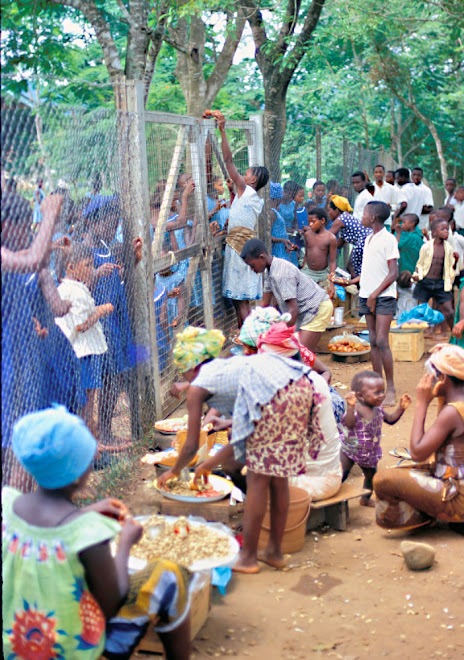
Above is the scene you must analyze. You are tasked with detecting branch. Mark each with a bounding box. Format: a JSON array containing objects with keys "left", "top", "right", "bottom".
[
  {"left": 47, "top": 0, "right": 122, "bottom": 77},
  {"left": 275, "top": 0, "right": 303, "bottom": 56},
  {"left": 143, "top": 0, "right": 170, "bottom": 104},
  {"left": 164, "top": 34, "right": 189, "bottom": 57},
  {"left": 240, "top": 0, "right": 268, "bottom": 52},
  {"left": 116, "top": 0, "right": 132, "bottom": 24},
  {"left": 287, "top": 0, "right": 326, "bottom": 76},
  {"left": 205, "top": 9, "right": 246, "bottom": 105}
]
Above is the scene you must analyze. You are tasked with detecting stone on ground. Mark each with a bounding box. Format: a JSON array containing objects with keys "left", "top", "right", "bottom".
[{"left": 400, "top": 541, "right": 435, "bottom": 570}]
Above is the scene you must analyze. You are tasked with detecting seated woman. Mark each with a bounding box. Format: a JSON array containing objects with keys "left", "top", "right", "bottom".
[{"left": 374, "top": 344, "right": 464, "bottom": 531}]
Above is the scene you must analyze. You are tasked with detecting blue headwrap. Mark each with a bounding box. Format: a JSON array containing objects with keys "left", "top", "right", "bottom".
[
  {"left": 12, "top": 405, "right": 97, "bottom": 489},
  {"left": 83, "top": 195, "right": 118, "bottom": 219},
  {"left": 270, "top": 182, "right": 284, "bottom": 200}
]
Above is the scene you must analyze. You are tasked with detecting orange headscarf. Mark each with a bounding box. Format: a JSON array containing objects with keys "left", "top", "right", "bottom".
[{"left": 428, "top": 344, "right": 464, "bottom": 381}]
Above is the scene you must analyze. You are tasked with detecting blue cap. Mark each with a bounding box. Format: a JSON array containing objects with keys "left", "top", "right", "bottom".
[
  {"left": 270, "top": 182, "right": 283, "bottom": 199},
  {"left": 12, "top": 406, "right": 97, "bottom": 489}
]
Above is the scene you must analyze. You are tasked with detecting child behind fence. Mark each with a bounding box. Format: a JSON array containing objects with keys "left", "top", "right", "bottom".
[{"left": 55, "top": 242, "right": 114, "bottom": 439}]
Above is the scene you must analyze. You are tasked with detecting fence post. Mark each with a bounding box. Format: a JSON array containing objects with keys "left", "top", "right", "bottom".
[
  {"left": 358, "top": 142, "right": 363, "bottom": 171},
  {"left": 316, "top": 126, "right": 322, "bottom": 181},
  {"left": 115, "top": 78, "right": 160, "bottom": 431}
]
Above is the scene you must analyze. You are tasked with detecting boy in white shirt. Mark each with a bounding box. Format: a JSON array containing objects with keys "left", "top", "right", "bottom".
[
  {"left": 411, "top": 167, "right": 434, "bottom": 229},
  {"left": 444, "top": 177, "right": 457, "bottom": 207},
  {"left": 453, "top": 186, "right": 464, "bottom": 236},
  {"left": 349, "top": 201, "right": 399, "bottom": 406},
  {"left": 394, "top": 167, "right": 426, "bottom": 221},
  {"left": 55, "top": 242, "right": 114, "bottom": 437},
  {"left": 352, "top": 171, "right": 373, "bottom": 221},
  {"left": 373, "top": 164, "right": 406, "bottom": 229}
]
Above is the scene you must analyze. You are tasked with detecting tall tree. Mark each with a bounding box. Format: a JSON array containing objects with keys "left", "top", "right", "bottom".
[
  {"left": 240, "top": 0, "right": 326, "bottom": 179},
  {"left": 166, "top": 7, "right": 247, "bottom": 117}
]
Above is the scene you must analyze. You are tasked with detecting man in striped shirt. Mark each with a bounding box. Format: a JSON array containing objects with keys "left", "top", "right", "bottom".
[{"left": 241, "top": 239, "right": 334, "bottom": 350}]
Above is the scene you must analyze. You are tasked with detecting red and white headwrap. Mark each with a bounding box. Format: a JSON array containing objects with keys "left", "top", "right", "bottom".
[{"left": 257, "top": 322, "right": 315, "bottom": 367}]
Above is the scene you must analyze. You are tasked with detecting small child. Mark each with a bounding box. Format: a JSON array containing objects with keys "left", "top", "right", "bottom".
[
  {"left": 393, "top": 213, "right": 424, "bottom": 275},
  {"left": 301, "top": 207, "right": 337, "bottom": 297},
  {"left": 270, "top": 181, "right": 299, "bottom": 266},
  {"left": 412, "top": 218, "right": 458, "bottom": 332},
  {"left": 340, "top": 370, "right": 411, "bottom": 506},
  {"left": 55, "top": 242, "right": 114, "bottom": 437},
  {"left": 396, "top": 270, "right": 417, "bottom": 317},
  {"left": 2, "top": 406, "right": 191, "bottom": 660}
]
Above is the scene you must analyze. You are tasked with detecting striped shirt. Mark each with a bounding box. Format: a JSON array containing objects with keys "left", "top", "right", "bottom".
[{"left": 263, "top": 257, "right": 328, "bottom": 329}]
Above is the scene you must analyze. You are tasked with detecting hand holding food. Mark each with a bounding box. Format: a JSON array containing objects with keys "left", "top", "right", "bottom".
[
  {"left": 156, "top": 469, "right": 178, "bottom": 490},
  {"left": 399, "top": 393, "right": 412, "bottom": 410},
  {"left": 346, "top": 391, "right": 357, "bottom": 407},
  {"left": 87, "top": 497, "right": 129, "bottom": 522}
]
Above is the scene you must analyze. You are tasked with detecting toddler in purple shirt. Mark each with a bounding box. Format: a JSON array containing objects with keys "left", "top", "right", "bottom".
[{"left": 340, "top": 370, "right": 411, "bottom": 506}]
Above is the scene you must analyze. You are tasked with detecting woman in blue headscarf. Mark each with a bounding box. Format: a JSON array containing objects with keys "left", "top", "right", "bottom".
[{"left": 270, "top": 182, "right": 299, "bottom": 266}]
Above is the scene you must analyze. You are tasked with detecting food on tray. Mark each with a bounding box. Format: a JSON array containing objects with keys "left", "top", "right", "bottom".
[
  {"left": 131, "top": 515, "right": 232, "bottom": 566},
  {"left": 157, "top": 475, "right": 221, "bottom": 499},
  {"left": 154, "top": 416, "right": 188, "bottom": 433},
  {"left": 400, "top": 321, "right": 428, "bottom": 329},
  {"left": 328, "top": 339, "right": 368, "bottom": 353}
]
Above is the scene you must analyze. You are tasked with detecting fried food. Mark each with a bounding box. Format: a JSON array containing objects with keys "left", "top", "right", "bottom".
[
  {"left": 328, "top": 339, "right": 368, "bottom": 353},
  {"left": 131, "top": 515, "right": 232, "bottom": 566}
]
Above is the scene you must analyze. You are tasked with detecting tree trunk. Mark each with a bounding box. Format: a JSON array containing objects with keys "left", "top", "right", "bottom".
[{"left": 262, "top": 81, "right": 289, "bottom": 181}]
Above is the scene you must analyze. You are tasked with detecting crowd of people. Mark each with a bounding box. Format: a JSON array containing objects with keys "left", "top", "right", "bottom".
[{"left": 2, "top": 111, "right": 464, "bottom": 659}]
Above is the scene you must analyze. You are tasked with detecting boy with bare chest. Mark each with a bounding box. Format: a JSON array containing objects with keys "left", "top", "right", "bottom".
[{"left": 302, "top": 207, "right": 337, "bottom": 298}]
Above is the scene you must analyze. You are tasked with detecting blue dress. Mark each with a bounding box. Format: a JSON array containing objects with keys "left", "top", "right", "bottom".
[
  {"left": 153, "top": 285, "right": 169, "bottom": 372},
  {"left": 271, "top": 208, "right": 298, "bottom": 266},
  {"left": 155, "top": 262, "right": 189, "bottom": 331},
  {"left": 207, "top": 195, "right": 229, "bottom": 230},
  {"left": 279, "top": 201, "right": 296, "bottom": 232},
  {"left": 1, "top": 273, "right": 46, "bottom": 449},
  {"left": 26, "top": 274, "right": 86, "bottom": 413},
  {"left": 166, "top": 216, "right": 203, "bottom": 308},
  {"left": 92, "top": 243, "right": 134, "bottom": 376}
]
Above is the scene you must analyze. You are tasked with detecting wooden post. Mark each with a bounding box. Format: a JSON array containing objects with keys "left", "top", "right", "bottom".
[
  {"left": 114, "top": 78, "right": 160, "bottom": 432},
  {"left": 358, "top": 142, "right": 363, "bottom": 171},
  {"left": 261, "top": 113, "right": 272, "bottom": 251},
  {"left": 316, "top": 126, "right": 322, "bottom": 181}
]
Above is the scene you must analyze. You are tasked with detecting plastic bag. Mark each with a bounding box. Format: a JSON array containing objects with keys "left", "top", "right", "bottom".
[
  {"left": 397, "top": 303, "right": 445, "bottom": 327},
  {"left": 335, "top": 285, "right": 346, "bottom": 301},
  {"left": 212, "top": 566, "right": 232, "bottom": 595}
]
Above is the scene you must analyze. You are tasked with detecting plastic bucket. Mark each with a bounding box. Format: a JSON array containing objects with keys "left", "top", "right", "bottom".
[{"left": 258, "top": 486, "right": 311, "bottom": 554}]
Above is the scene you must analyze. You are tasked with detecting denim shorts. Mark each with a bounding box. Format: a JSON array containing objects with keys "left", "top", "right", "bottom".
[
  {"left": 414, "top": 277, "right": 453, "bottom": 305},
  {"left": 359, "top": 296, "right": 397, "bottom": 316}
]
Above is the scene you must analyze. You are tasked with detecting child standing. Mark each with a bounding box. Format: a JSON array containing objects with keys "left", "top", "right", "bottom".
[
  {"left": 412, "top": 219, "right": 458, "bottom": 332},
  {"left": 301, "top": 207, "right": 337, "bottom": 297},
  {"left": 55, "top": 243, "right": 114, "bottom": 438},
  {"left": 393, "top": 213, "right": 424, "bottom": 275},
  {"left": 341, "top": 371, "right": 411, "bottom": 506},
  {"left": 212, "top": 110, "right": 269, "bottom": 327},
  {"left": 269, "top": 182, "right": 299, "bottom": 265},
  {"left": 351, "top": 201, "right": 399, "bottom": 405},
  {"left": 2, "top": 406, "right": 191, "bottom": 660}
]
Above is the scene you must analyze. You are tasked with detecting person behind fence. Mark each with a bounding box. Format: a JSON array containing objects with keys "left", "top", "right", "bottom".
[
  {"left": 392, "top": 213, "right": 424, "bottom": 275},
  {"left": 83, "top": 198, "right": 141, "bottom": 449},
  {"left": 374, "top": 344, "right": 464, "bottom": 532},
  {"left": 301, "top": 207, "right": 336, "bottom": 297},
  {"left": 241, "top": 238, "right": 333, "bottom": 352},
  {"left": 158, "top": 326, "right": 322, "bottom": 574},
  {"left": 279, "top": 180, "right": 300, "bottom": 233},
  {"left": 207, "top": 174, "right": 232, "bottom": 234},
  {"left": 412, "top": 218, "right": 458, "bottom": 334},
  {"left": 340, "top": 370, "right": 411, "bottom": 507},
  {"left": 33, "top": 178, "right": 45, "bottom": 228},
  {"left": 155, "top": 246, "right": 186, "bottom": 332},
  {"left": 269, "top": 182, "right": 299, "bottom": 265},
  {"left": 211, "top": 110, "right": 269, "bottom": 327},
  {"left": 1, "top": 192, "right": 69, "bottom": 490},
  {"left": 54, "top": 242, "right": 114, "bottom": 439},
  {"left": 2, "top": 406, "right": 192, "bottom": 660}
]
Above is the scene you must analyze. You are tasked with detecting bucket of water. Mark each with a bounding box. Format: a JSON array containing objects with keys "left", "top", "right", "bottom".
[{"left": 258, "top": 486, "right": 311, "bottom": 554}]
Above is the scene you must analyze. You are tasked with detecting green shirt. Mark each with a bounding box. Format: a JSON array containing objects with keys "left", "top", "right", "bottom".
[
  {"left": 2, "top": 487, "right": 120, "bottom": 660},
  {"left": 398, "top": 228, "right": 424, "bottom": 274}
]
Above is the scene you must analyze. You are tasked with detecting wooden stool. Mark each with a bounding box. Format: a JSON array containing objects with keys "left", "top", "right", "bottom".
[{"left": 307, "top": 482, "right": 372, "bottom": 531}]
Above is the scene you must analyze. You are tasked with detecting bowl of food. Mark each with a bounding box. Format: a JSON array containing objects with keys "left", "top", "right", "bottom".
[
  {"left": 154, "top": 472, "right": 233, "bottom": 503},
  {"left": 328, "top": 334, "right": 370, "bottom": 356}
]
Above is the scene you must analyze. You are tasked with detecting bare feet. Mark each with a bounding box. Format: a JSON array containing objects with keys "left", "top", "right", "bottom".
[
  {"left": 360, "top": 496, "right": 375, "bottom": 508},
  {"left": 232, "top": 550, "right": 260, "bottom": 574},
  {"left": 383, "top": 388, "right": 396, "bottom": 407},
  {"left": 258, "top": 550, "right": 287, "bottom": 570}
]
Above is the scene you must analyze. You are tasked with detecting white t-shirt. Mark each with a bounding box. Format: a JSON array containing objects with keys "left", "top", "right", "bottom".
[
  {"left": 444, "top": 193, "right": 457, "bottom": 207},
  {"left": 359, "top": 228, "right": 399, "bottom": 299},
  {"left": 399, "top": 182, "right": 425, "bottom": 220},
  {"left": 416, "top": 182, "right": 434, "bottom": 229},
  {"left": 55, "top": 278, "right": 108, "bottom": 358},
  {"left": 454, "top": 200, "right": 464, "bottom": 230},
  {"left": 353, "top": 188, "right": 374, "bottom": 221},
  {"left": 374, "top": 181, "right": 406, "bottom": 207}
]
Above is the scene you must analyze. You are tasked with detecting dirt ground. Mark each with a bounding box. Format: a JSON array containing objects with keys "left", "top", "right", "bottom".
[{"left": 127, "top": 340, "right": 464, "bottom": 660}]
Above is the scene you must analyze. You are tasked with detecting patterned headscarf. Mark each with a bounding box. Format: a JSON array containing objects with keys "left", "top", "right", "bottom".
[
  {"left": 331, "top": 195, "right": 353, "bottom": 214},
  {"left": 257, "top": 322, "right": 315, "bottom": 367},
  {"left": 427, "top": 344, "right": 464, "bottom": 381},
  {"left": 239, "top": 307, "right": 291, "bottom": 348},
  {"left": 173, "top": 326, "right": 225, "bottom": 372},
  {"left": 270, "top": 182, "right": 284, "bottom": 200}
]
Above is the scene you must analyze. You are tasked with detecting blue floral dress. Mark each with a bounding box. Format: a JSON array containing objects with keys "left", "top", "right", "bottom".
[{"left": 271, "top": 208, "right": 298, "bottom": 266}]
